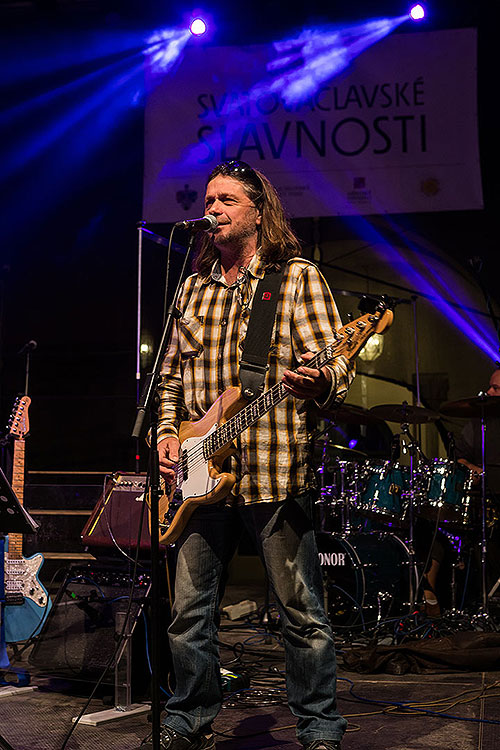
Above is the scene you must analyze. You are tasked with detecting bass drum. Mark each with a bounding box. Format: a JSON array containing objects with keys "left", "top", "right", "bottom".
[{"left": 316, "top": 532, "right": 414, "bottom": 628}]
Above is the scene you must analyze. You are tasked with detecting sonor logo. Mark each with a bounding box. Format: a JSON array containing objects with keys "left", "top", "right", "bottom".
[{"left": 318, "top": 552, "right": 346, "bottom": 566}]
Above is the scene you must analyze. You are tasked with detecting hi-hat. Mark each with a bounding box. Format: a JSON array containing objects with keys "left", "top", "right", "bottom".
[
  {"left": 440, "top": 396, "right": 500, "bottom": 418},
  {"left": 370, "top": 402, "right": 439, "bottom": 424},
  {"left": 320, "top": 403, "right": 383, "bottom": 425}
]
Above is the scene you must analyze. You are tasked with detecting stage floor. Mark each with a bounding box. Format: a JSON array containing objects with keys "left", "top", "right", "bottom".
[{"left": 1, "top": 583, "right": 500, "bottom": 750}]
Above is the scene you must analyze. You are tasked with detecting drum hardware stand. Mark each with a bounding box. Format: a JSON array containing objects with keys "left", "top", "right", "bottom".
[
  {"left": 399, "top": 421, "right": 429, "bottom": 613},
  {"left": 471, "top": 402, "right": 497, "bottom": 630},
  {"left": 316, "top": 433, "right": 331, "bottom": 533},
  {"left": 449, "top": 557, "right": 462, "bottom": 615},
  {"left": 338, "top": 461, "right": 353, "bottom": 536}
]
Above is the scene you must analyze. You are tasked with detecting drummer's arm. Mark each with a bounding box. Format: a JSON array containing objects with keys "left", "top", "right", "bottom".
[{"left": 457, "top": 458, "right": 482, "bottom": 481}]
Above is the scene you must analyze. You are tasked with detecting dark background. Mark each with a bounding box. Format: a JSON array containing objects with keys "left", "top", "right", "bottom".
[{"left": 0, "top": 0, "right": 498, "bottom": 473}]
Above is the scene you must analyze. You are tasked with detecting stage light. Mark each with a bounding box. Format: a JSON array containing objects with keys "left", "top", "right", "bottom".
[
  {"left": 358, "top": 333, "right": 385, "bottom": 362},
  {"left": 409, "top": 4, "right": 426, "bottom": 21},
  {"left": 190, "top": 17, "right": 207, "bottom": 36}
]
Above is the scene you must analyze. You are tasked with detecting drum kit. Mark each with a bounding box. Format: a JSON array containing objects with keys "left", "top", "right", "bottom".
[{"left": 315, "top": 395, "right": 500, "bottom": 631}]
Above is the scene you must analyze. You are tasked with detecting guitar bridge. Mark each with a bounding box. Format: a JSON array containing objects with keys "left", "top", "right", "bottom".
[{"left": 160, "top": 489, "right": 184, "bottom": 529}]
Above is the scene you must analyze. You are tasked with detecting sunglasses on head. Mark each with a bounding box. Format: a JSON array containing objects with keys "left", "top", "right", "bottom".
[{"left": 208, "top": 160, "right": 262, "bottom": 192}]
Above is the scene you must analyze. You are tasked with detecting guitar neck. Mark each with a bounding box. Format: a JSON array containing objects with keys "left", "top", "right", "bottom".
[
  {"left": 202, "top": 309, "right": 388, "bottom": 460},
  {"left": 8, "top": 438, "right": 25, "bottom": 560},
  {"left": 204, "top": 339, "right": 342, "bottom": 457}
]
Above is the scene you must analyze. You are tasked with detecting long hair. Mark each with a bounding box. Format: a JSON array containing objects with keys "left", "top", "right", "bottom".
[{"left": 193, "top": 161, "right": 302, "bottom": 278}]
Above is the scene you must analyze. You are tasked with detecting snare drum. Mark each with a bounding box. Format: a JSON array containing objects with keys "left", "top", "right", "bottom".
[
  {"left": 316, "top": 532, "right": 414, "bottom": 627},
  {"left": 419, "top": 459, "right": 473, "bottom": 526},
  {"left": 357, "top": 460, "right": 410, "bottom": 524}
]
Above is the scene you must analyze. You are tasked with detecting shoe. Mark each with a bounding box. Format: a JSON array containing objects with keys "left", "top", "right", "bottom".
[
  {"left": 424, "top": 599, "right": 441, "bottom": 618},
  {"left": 303, "top": 741, "right": 342, "bottom": 750},
  {"left": 160, "top": 726, "right": 216, "bottom": 749}
]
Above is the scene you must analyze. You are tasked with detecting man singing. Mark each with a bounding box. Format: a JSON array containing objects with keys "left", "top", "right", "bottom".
[{"left": 156, "top": 160, "right": 354, "bottom": 750}]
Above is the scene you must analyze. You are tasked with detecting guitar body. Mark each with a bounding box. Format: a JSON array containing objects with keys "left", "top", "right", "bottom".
[
  {"left": 157, "top": 387, "right": 246, "bottom": 545},
  {"left": 3, "top": 551, "right": 52, "bottom": 643},
  {"left": 3, "top": 395, "right": 52, "bottom": 643}
]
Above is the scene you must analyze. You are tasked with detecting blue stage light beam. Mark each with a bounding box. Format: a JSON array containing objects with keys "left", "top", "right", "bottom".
[
  {"left": 144, "top": 28, "right": 191, "bottom": 74},
  {"left": 341, "top": 216, "right": 500, "bottom": 364},
  {"left": 1, "top": 26, "right": 191, "bottom": 247},
  {"left": 2, "top": 53, "right": 145, "bottom": 182},
  {"left": 251, "top": 15, "right": 409, "bottom": 107}
]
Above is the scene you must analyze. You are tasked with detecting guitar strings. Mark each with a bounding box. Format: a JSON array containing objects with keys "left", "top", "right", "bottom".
[
  {"left": 166, "top": 312, "right": 381, "bottom": 486},
  {"left": 172, "top": 344, "right": 336, "bottom": 481},
  {"left": 171, "top": 329, "right": 355, "bottom": 482}
]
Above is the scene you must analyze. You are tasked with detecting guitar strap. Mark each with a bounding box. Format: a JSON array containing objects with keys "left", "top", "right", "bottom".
[{"left": 239, "top": 264, "right": 286, "bottom": 400}]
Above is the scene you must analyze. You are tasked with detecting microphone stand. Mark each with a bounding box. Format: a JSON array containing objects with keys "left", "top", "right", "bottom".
[
  {"left": 132, "top": 229, "right": 195, "bottom": 750},
  {"left": 472, "top": 399, "right": 493, "bottom": 626},
  {"left": 480, "top": 406, "right": 488, "bottom": 614}
]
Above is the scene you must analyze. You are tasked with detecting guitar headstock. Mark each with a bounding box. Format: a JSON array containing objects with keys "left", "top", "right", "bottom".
[
  {"left": 357, "top": 295, "right": 394, "bottom": 334},
  {"left": 7, "top": 395, "right": 31, "bottom": 439}
]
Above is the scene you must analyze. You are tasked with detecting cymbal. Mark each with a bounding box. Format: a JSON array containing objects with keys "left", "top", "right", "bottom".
[
  {"left": 318, "top": 443, "right": 367, "bottom": 460},
  {"left": 440, "top": 396, "right": 500, "bottom": 418},
  {"left": 369, "top": 403, "right": 439, "bottom": 424},
  {"left": 320, "top": 403, "right": 383, "bottom": 425}
]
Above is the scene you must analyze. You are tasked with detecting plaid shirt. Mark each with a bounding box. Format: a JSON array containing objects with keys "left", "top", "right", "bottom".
[{"left": 158, "top": 254, "right": 354, "bottom": 504}]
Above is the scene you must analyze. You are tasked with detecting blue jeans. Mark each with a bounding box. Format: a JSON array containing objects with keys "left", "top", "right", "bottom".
[{"left": 164, "top": 493, "right": 347, "bottom": 745}]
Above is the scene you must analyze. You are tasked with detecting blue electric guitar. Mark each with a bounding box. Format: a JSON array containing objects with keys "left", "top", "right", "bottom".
[{"left": 3, "top": 396, "right": 51, "bottom": 642}]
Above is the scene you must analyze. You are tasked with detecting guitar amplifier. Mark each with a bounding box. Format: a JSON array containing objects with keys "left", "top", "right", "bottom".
[
  {"left": 29, "top": 563, "right": 154, "bottom": 692},
  {"left": 81, "top": 472, "right": 152, "bottom": 553}
]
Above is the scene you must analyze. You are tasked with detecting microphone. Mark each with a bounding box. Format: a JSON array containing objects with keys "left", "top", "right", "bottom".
[
  {"left": 174, "top": 215, "right": 218, "bottom": 232},
  {"left": 17, "top": 340, "right": 37, "bottom": 355}
]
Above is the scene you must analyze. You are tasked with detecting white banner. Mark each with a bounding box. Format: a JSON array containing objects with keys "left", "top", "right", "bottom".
[{"left": 143, "top": 28, "right": 483, "bottom": 221}]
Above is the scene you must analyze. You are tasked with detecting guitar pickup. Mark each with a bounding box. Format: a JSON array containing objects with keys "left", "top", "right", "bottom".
[
  {"left": 5, "top": 593, "right": 24, "bottom": 606},
  {"left": 181, "top": 449, "right": 188, "bottom": 481}
]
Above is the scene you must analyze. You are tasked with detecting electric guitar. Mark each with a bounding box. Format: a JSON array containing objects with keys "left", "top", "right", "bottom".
[
  {"left": 155, "top": 299, "right": 394, "bottom": 546},
  {"left": 3, "top": 396, "right": 51, "bottom": 642}
]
